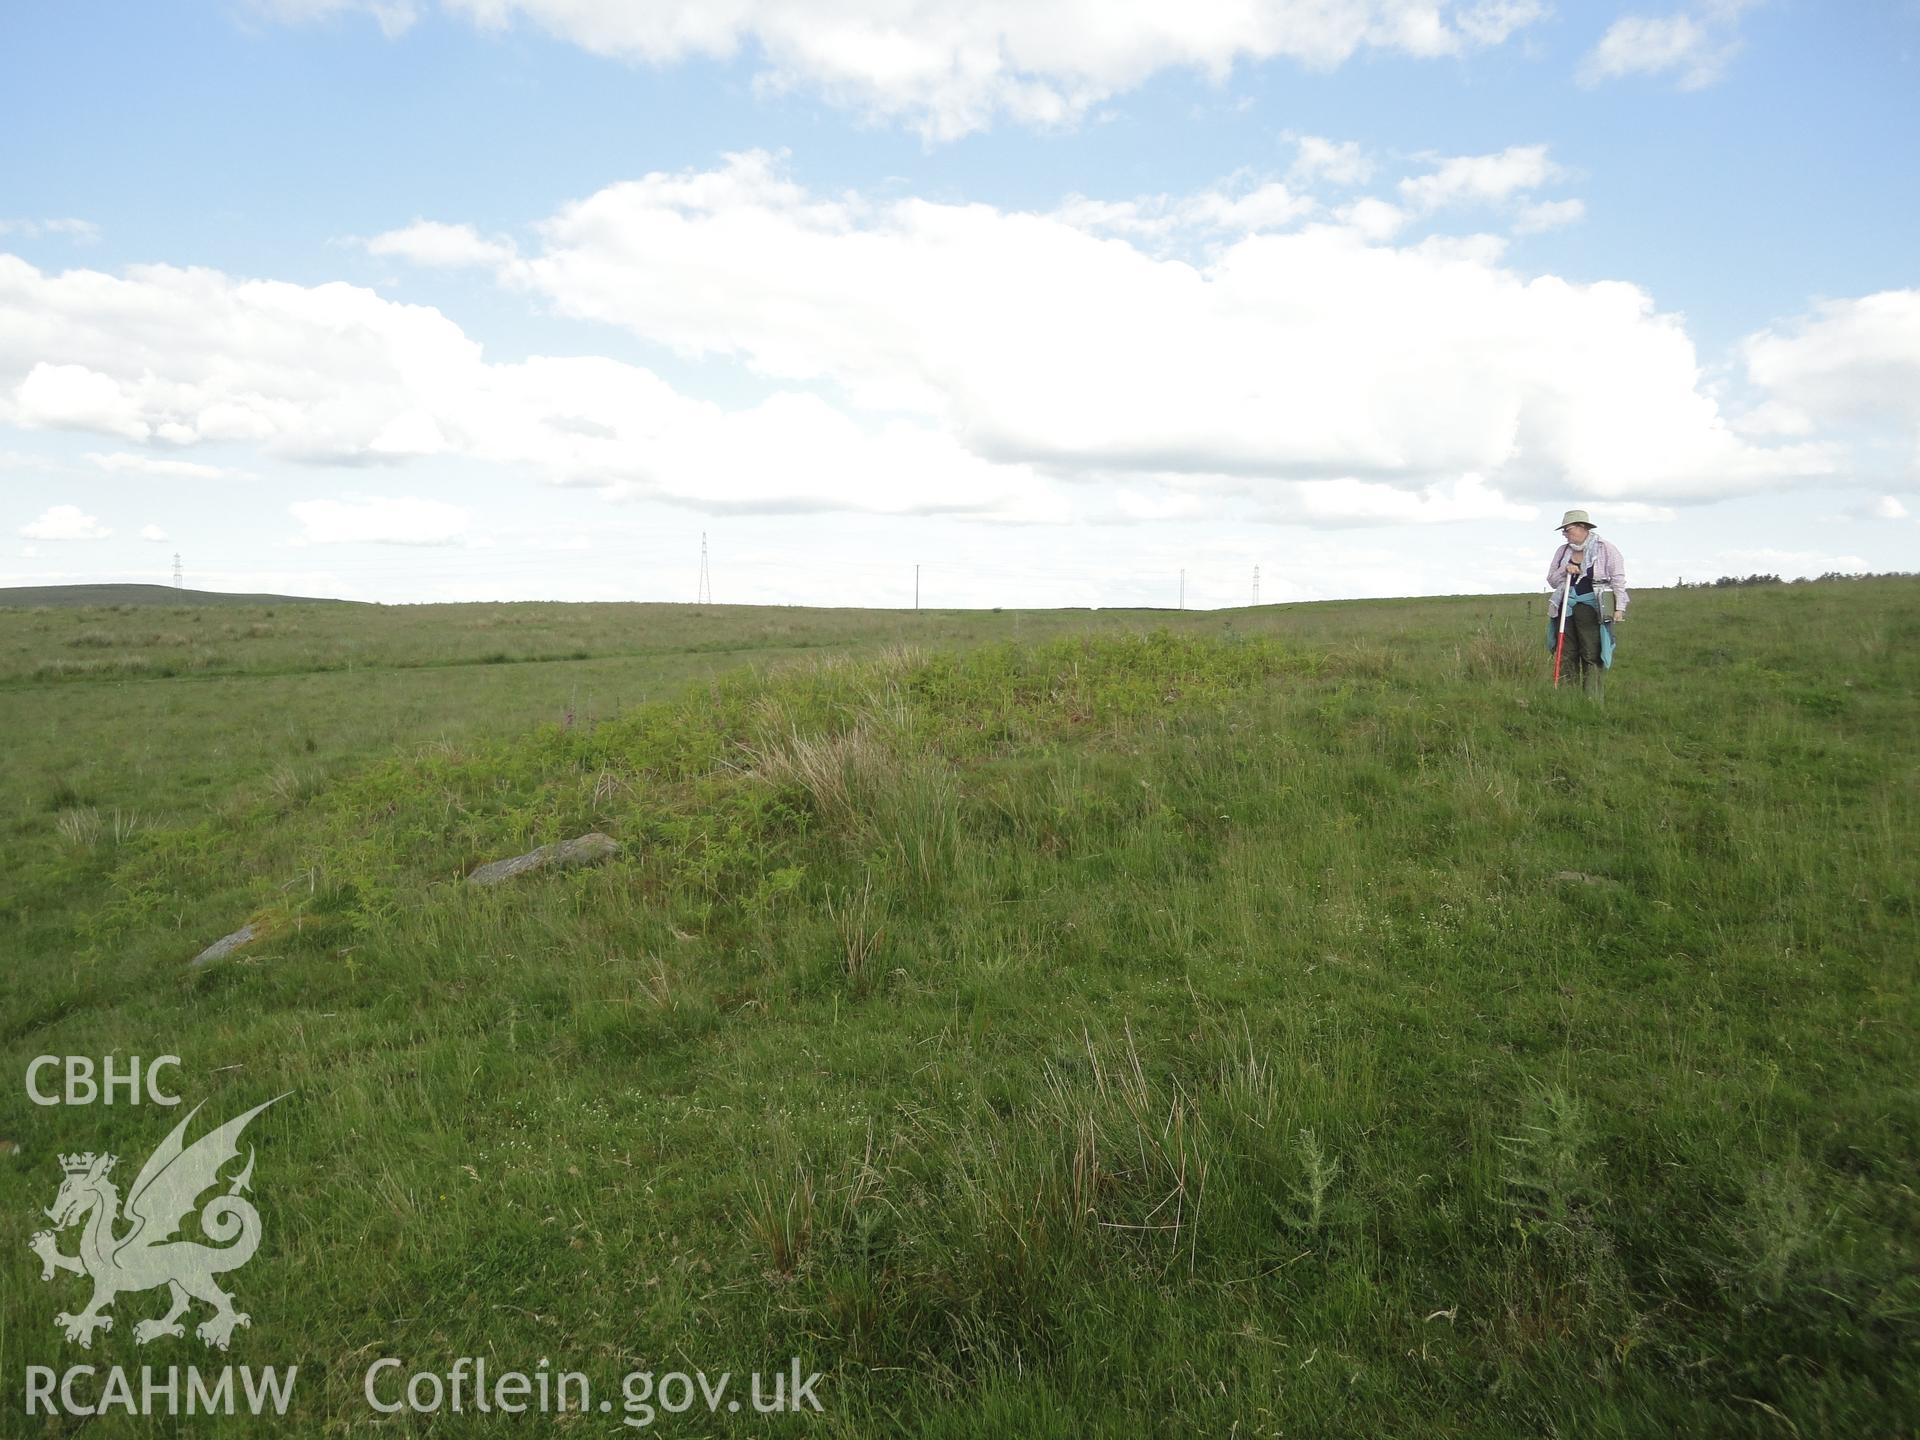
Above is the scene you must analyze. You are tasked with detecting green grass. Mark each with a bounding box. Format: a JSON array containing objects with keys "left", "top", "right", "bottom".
[{"left": 1, "top": 582, "right": 1915, "bottom": 1437}]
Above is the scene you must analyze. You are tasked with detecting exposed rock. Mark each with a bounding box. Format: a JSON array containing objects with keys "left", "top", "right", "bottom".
[
  {"left": 1551, "top": 870, "right": 1612, "bottom": 886},
  {"left": 467, "top": 831, "right": 620, "bottom": 887},
  {"left": 191, "top": 923, "right": 259, "bottom": 968}
]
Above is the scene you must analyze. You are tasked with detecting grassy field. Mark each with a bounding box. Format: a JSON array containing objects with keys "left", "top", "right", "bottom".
[{"left": 1, "top": 581, "right": 1914, "bottom": 1437}]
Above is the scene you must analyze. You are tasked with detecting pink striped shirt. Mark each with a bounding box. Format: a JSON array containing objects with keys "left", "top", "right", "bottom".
[{"left": 1546, "top": 537, "right": 1629, "bottom": 618}]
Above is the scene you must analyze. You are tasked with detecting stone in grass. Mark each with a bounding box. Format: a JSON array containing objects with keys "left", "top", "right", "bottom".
[
  {"left": 466, "top": 832, "right": 620, "bottom": 888},
  {"left": 191, "top": 923, "right": 260, "bottom": 968},
  {"left": 1552, "top": 870, "right": 1614, "bottom": 886}
]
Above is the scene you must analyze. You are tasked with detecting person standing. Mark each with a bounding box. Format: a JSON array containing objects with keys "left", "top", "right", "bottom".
[{"left": 1546, "top": 509, "right": 1628, "bottom": 701}]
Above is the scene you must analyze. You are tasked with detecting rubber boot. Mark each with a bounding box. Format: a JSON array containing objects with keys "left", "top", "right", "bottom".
[{"left": 1582, "top": 664, "right": 1605, "bottom": 703}]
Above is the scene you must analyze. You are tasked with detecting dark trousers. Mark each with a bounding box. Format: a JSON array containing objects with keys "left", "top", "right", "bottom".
[{"left": 1563, "top": 601, "right": 1604, "bottom": 698}]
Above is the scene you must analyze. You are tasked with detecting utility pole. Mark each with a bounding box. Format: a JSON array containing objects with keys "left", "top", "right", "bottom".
[
  {"left": 696, "top": 532, "right": 711, "bottom": 605},
  {"left": 1179, "top": 569, "right": 1185, "bottom": 610},
  {"left": 172, "top": 553, "right": 182, "bottom": 589},
  {"left": 914, "top": 563, "right": 919, "bottom": 612}
]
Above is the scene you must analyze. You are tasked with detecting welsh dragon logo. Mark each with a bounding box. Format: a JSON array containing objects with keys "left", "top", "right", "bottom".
[{"left": 28, "top": 1096, "right": 286, "bottom": 1351}]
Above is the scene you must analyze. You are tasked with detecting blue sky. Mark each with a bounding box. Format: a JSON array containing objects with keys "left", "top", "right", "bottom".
[{"left": 2, "top": 1, "right": 1916, "bottom": 607}]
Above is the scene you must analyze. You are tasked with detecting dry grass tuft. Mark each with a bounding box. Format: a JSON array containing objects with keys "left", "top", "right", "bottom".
[
  {"left": 54, "top": 807, "right": 102, "bottom": 848},
  {"left": 743, "top": 725, "right": 894, "bottom": 825}
]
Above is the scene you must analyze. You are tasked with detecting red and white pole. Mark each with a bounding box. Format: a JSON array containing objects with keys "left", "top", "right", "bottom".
[{"left": 1552, "top": 569, "right": 1573, "bottom": 688}]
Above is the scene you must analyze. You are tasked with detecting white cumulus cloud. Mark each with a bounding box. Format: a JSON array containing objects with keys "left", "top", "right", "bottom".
[
  {"left": 11, "top": 153, "right": 1907, "bottom": 528},
  {"left": 20, "top": 504, "right": 112, "bottom": 540},
  {"left": 0, "top": 248, "right": 1047, "bottom": 519},
  {"left": 13, "top": 362, "right": 152, "bottom": 439},
  {"left": 141, "top": 523, "right": 170, "bottom": 541},
  {"left": 1288, "top": 135, "right": 1373, "bottom": 188},
  {"left": 1744, "top": 290, "right": 1920, "bottom": 478},
  {"left": 1335, "top": 197, "right": 1409, "bottom": 242},
  {"left": 489, "top": 151, "right": 1822, "bottom": 502},
  {"left": 261, "top": 0, "right": 1546, "bottom": 140},
  {"left": 1399, "top": 144, "right": 1564, "bottom": 212},
  {"left": 1578, "top": 2, "right": 1757, "bottom": 90},
  {"left": 1513, "top": 198, "right": 1586, "bottom": 235},
  {"left": 367, "top": 220, "right": 517, "bottom": 268},
  {"left": 1052, "top": 173, "right": 1316, "bottom": 244}
]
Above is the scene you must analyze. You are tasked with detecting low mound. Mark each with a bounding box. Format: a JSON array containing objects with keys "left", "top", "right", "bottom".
[{"left": 0, "top": 582, "right": 353, "bottom": 608}]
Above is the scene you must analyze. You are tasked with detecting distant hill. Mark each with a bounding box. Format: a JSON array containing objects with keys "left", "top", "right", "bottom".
[{"left": 0, "top": 583, "right": 356, "bottom": 608}]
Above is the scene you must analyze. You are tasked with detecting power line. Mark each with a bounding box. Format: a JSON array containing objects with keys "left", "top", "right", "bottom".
[
  {"left": 276, "top": 535, "right": 1175, "bottom": 591},
  {"left": 159, "top": 532, "right": 1285, "bottom": 609}
]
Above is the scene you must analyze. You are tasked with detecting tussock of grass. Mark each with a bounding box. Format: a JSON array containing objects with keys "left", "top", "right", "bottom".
[{"left": 51, "top": 805, "right": 102, "bottom": 848}]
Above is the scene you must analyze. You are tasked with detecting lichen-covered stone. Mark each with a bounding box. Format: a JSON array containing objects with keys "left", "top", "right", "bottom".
[
  {"left": 466, "top": 832, "right": 620, "bottom": 887},
  {"left": 191, "top": 923, "right": 259, "bottom": 967}
]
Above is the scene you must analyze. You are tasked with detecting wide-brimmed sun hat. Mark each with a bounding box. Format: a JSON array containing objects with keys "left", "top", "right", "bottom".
[{"left": 1557, "top": 509, "right": 1595, "bottom": 530}]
